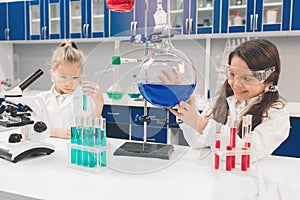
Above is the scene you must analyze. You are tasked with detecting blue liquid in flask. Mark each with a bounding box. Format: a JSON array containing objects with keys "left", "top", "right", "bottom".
[{"left": 138, "top": 83, "right": 196, "bottom": 108}]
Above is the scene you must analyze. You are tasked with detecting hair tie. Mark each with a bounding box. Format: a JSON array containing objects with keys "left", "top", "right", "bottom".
[{"left": 265, "top": 85, "right": 278, "bottom": 93}]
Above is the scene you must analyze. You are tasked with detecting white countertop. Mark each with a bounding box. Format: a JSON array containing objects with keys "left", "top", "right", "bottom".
[{"left": 1, "top": 129, "right": 300, "bottom": 200}]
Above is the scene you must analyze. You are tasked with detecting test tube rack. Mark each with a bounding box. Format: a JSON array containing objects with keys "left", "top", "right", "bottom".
[
  {"left": 212, "top": 147, "right": 257, "bottom": 175},
  {"left": 67, "top": 144, "right": 107, "bottom": 174},
  {"left": 68, "top": 117, "right": 107, "bottom": 174}
]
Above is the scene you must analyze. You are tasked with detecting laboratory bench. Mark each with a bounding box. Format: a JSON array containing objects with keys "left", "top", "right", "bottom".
[{"left": 0, "top": 129, "right": 300, "bottom": 200}]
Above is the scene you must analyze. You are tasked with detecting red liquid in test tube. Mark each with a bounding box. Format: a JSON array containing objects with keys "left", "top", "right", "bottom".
[
  {"left": 226, "top": 146, "right": 232, "bottom": 171},
  {"left": 214, "top": 123, "right": 221, "bottom": 170},
  {"left": 241, "top": 147, "right": 248, "bottom": 171},
  {"left": 227, "top": 116, "right": 236, "bottom": 169}
]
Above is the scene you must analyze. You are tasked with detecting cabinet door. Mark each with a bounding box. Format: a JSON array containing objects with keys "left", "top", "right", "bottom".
[
  {"left": 49, "top": 0, "right": 64, "bottom": 39},
  {"left": 167, "top": 0, "right": 184, "bottom": 34},
  {"left": 109, "top": 0, "right": 145, "bottom": 37},
  {"left": 102, "top": 105, "right": 130, "bottom": 139},
  {"left": 28, "top": 0, "right": 41, "bottom": 40},
  {"left": 89, "top": 0, "right": 108, "bottom": 38},
  {"left": 5, "top": 1, "right": 26, "bottom": 40},
  {"left": 0, "top": 3, "right": 7, "bottom": 40},
  {"left": 196, "top": 0, "right": 221, "bottom": 34},
  {"left": 183, "top": 0, "right": 196, "bottom": 34},
  {"left": 261, "top": 0, "right": 291, "bottom": 32},
  {"left": 66, "top": 0, "right": 83, "bottom": 38},
  {"left": 291, "top": 0, "right": 300, "bottom": 30},
  {"left": 272, "top": 117, "right": 300, "bottom": 158}
]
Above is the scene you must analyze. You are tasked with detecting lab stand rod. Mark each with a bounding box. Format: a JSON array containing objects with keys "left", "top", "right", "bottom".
[{"left": 204, "top": 38, "right": 211, "bottom": 99}]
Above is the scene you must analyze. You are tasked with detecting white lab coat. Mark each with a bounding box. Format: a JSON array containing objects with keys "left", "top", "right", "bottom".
[
  {"left": 37, "top": 85, "right": 95, "bottom": 128},
  {"left": 181, "top": 95, "right": 290, "bottom": 161}
]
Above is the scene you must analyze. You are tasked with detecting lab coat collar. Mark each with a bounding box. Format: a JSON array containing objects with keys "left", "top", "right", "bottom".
[{"left": 50, "top": 85, "right": 73, "bottom": 108}]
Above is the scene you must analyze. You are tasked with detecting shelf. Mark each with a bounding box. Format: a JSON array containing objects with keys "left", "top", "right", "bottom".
[
  {"left": 229, "top": 5, "right": 247, "bottom": 9},
  {"left": 264, "top": 2, "right": 283, "bottom": 7},
  {"left": 93, "top": 14, "right": 104, "bottom": 18},
  {"left": 50, "top": 17, "right": 60, "bottom": 21},
  {"left": 169, "top": 9, "right": 183, "bottom": 14},
  {"left": 31, "top": 19, "right": 40, "bottom": 23},
  {"left": 197, "top": 7, "right": 214, "bottom": 11}
]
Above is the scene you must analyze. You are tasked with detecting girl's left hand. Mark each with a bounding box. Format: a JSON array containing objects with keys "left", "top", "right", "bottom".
[{"left": 80, "top": 81, "right": 104, "bottom": 118}]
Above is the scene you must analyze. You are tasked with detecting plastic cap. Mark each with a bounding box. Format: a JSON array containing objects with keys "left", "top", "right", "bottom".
[
  {"left": 112, "top": 56, "right": 121, "bottom": 65},
  {"left": 236, "top": 11, "right": 241, "bottom": 16}
]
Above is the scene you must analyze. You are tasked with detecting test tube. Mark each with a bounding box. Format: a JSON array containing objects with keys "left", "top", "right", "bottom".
[
  {"left": 83, "top": 117, "right": 89, "bottom": 167},
  {"left": 70, "top": 117, "right": 77, "bottom": 164},
  {"left": 101, "top": 118, "right": 107, "bottom": 167},
  {"left": 76, "top": 117, "right": 83, "bottom": 166},
  {"left": 246, "top": 114, "right": 253, "bottom": 168},
  {"left": 227, "top": 116, "right": 236, "bottom": 169},
  {"left": 241, "top": 116, "right": 248, "bottom": 171},
  {"left": 83, "top": 93, "right": 87, "bottom": 111},
  {"left": 88, "top": 118, "right": 96, "bottom": 168},
  {"left": 95, "top": 118, "right": 102, "bottom": 167},
  {"left": 214, "top": 123, "right": 221, "bottom": 170}
]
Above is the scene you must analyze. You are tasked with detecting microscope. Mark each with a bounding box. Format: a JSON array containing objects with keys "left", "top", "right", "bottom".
[{"left": 0, "top": 69, "right": 55, "bottom": 163}]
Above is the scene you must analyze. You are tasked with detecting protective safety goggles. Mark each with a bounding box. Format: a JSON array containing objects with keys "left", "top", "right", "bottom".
[
  {"left": 52, "top": 71, "right": 81, "bottom": 83},
  {"left": 225, "top": 64, "right": 276, "bottom": 85}
]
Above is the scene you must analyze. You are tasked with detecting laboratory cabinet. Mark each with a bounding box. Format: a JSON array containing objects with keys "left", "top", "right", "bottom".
[
  {"left": 0, "top": 1, "right": 26, "bottom": 40},
  {"left": 221, "top": 0, "right": 291, "bottom": 33},
  {"left": 102, "top": 105, "right": 179, "bottom": 144},
  {"left": 65, "top": 0, "right": 108, "bottom": 39},
  {"left": 272, "top": 117, "right": 300, "bottom": 158},
  {"left": 26, "top": 0, "right": 65, "bottom": 40},
  {"left": 109, "top": 0, "right": 148, "bottom": 37}
]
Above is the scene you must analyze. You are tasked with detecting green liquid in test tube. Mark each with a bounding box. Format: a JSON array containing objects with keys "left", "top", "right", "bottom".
[
  {"left": 83, "top": 117, "right": 89, "bottom": 167},
  {"left": 83, "top": 94, "right": 87, "bottom": 111},
  {"left": 101, "top": 118, "right": 107, "bottom": 167},
  {"left": 71, "top": 124, "right": 77, "bottom": 164},
  {"left": 76, "top": 118, "right": 83, "bottom": 166},
  {"left": 88, "top": 125, "right": 96, "bottom": 168}
]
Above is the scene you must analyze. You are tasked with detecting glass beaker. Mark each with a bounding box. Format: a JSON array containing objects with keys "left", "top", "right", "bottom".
[
  {"left": 106, "top": 0, "right": 134, "bottom": 12},
  {"left": 127, "top": 74, "right": 140, "bottom": 99}
]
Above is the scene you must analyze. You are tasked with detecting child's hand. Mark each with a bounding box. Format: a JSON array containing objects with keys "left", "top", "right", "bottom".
[
  {"left": 80, "top": 81, "right": 104, "bottom": 118},
  {"left": 50, "top": 127, "right": 71, "bottom": 139},
  {"left": 169, "top": 96, "right": 204, "bottom": 132},
  {"left": 158, "top": 67, "right": 182, "bottom": 84}
]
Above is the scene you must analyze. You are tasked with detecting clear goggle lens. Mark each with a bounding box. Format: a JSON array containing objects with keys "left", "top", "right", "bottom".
[
  {"left": 52, "top": 72, "right": 81, "bottom": 83},
  {"left": 225, "top": 64, "right": 275, "bottom": 85}
]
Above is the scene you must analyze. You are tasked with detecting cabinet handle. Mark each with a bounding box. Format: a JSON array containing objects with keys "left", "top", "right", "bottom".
[
  {"left": 130, "top": 21, "right": 134, "bottom": 35},
  {"left": 250, "top": 14, "right": 253, "bottom": 30},
  {"left": 133, "top": 21, "right": 137, "bottom": 36},
  {"left": 189, "top": 18, "right": 193, "bottom": 34},
  {"left": 185, "top": 18, "right": 189, "bottom": 33},
  {"left": 41, "top": 27, "right": 44, "bottom": 38},
  {"left": 44, "top": 26, "right": 47, "bottom": 39},
  {"left": 83, "top": 24, "right": 87, "bottom": 37},
  {"left": 86, "top": 24, "right": 89, "bottom": 37},
  {"left": 5, "top": 28, "right": 9, "bottom": 40},
  {"left": 107, "top": 112, "right": 120, "bottom": 116},
  {"left": 254, "top": 14, "right": 258, "bottom": 30},
  {"left": 147, "top": 138, "right": 156, "bottom": 141}
]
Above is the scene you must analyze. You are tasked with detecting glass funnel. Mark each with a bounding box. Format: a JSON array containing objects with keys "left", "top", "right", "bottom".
[{"left": 137, "top": 25, "right": 197, "bottom": 108}]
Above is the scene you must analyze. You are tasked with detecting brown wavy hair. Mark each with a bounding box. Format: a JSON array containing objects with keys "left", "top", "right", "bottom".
[{"left": 207, "top": 39, "right": 285, "bottom": 137}]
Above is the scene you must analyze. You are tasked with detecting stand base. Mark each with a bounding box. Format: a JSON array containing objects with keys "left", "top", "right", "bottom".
[{"left": 113, "top": 141, "right": 174, "bottom": 160}]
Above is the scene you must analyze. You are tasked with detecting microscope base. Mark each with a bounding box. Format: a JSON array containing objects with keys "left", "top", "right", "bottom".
[
  {"left": 0, "top": 140, "right": 55, "bottom": 163},
  {"left": 113, "top": 141, "right": 174, "bottom": 160}
]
